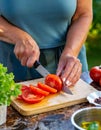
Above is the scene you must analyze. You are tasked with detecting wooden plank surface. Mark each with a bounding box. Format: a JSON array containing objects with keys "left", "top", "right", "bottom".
[{"left": 11, "top": 78, "right": 97, "bottom": 116}]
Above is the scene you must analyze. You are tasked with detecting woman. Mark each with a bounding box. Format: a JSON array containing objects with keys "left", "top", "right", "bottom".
[{"left": 0, "top": 0, "right": 92, "bottom": 87}]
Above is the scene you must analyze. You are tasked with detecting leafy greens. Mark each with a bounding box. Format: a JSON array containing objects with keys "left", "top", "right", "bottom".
[{"left": 0, "top": 64, "right": 21, "bottom": 106}]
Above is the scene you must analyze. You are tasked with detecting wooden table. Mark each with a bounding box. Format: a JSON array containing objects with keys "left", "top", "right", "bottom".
[{"left": 0, "top": 72, "right": 100, "bottom": 130}]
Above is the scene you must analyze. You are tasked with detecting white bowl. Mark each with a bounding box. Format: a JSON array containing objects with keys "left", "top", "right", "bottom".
[{"left": 87, "top": 91, "right": 101, "bottom": 107}]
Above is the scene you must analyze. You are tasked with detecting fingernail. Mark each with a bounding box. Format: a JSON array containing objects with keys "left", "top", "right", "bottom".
[
  {"left": 63, "top": 78, "right": 66, "bottom": 82},
  {"left": 68, "top": 82, "right": 72, "bottom": 86},
  {"left": 66, "top": 80, "right": 72, "bottom": 86}
]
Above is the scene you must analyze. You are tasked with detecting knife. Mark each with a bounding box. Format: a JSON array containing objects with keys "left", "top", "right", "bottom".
[
  {"left": 33, "top": 61, "right": 73, "bottom": 95},
  {"left": 33, "top": 60, "right": 50, "bottom": 77}
]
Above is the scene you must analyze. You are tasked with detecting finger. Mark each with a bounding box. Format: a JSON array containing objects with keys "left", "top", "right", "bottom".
[
  {"left": 14, "top": 44, "right": 20, "bottom": 59},
  {"left": 14, "top": 44, "right": 25, "bottom": 60},
  {"left": 26, "top": 53, "right": 40, "bottom": 67},
  {"left": 27, "top": 56, "right": 36, "bottom": 67},
  {"left": 60, "top": 57, "right": 76, "bottom": 81},
  {"left": 56, "top": 61, "right": 66, "bottom": 76},
  {"left": 21, "top": 56, "right": 28, "bottom": 66},
  {"left": 65, "top": 60, "right": 81, "bottom": 85},
  {"left": 71, "top": 63, "right": 82, "bottom": 86},
  {"left": 19, "top": 47, "right": 30, "bottom": 60}
]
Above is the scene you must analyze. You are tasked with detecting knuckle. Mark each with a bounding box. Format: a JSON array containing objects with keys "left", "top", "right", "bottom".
[
  {"left": 70, "top": 56, "right": 76, "bottom": 62},
  {"left": 24, "top": 49, "right": 29, "bottom": 55}
]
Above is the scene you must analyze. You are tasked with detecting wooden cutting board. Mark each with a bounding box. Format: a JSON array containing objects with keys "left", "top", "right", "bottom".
[{"left": 11, "top": 78, "right": 97, "bottom": 116}]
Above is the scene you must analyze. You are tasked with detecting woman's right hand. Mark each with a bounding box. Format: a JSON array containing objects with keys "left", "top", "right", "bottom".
[
  {"left": 0, "top": 16, "right": 40, "bottom": 67},
  {"left": 13, "top": 30, "right": 40, "bottom": 67}
]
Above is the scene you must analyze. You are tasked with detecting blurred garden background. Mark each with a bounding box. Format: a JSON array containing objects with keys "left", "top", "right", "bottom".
[{"left": 86, "top": 0, "right": 101, "bottom": 70}]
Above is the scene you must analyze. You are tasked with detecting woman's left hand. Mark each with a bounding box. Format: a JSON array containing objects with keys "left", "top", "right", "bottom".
[
  {"left": 56, "top": 0, "right": 92, "bottom": 87},
  {"left": 56, "top": 53, "right": 82, "bottom": 87}
]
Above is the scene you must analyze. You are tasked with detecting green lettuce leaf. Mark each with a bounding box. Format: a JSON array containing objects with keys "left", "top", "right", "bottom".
[{"left": 0, "top": 64, "right": 21, "bottom": 106}]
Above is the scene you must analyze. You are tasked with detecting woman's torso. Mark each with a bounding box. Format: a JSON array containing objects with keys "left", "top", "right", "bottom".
[
  {"left": 0, "top": 0, "right": 77, "bottom": 49},
  {"left": 0, "top": 1, "right": 88, "bottom": 81}
]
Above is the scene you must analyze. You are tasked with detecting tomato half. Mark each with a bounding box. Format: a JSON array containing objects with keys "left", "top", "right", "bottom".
[
  {"left": 45, "top": 74, "right": 63, "bottom": 92},
  {"left": 22, "top": 88, "right": 44, "bottom": 104},
  {"left": 37, "top": 82, "right": 57, "bottom": 94},
  {"left": 29, "top": 84, "right": 49, "bottom": 96}
]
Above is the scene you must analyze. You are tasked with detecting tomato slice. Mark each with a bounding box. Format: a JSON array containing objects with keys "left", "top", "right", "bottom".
[
  {"left": 17, "top": 95, "right": 23, "bottom": 100},
  {"left": 22, "top": 88, "right": 44, "bottom": 104},
  {"left": 45, "top": 74, "right": 63, "bottom": 92},
  {"left": 29, "top": 84, "right": 49, "bottom": 96},
  {"left": 17, "top": 85, "right": 29, "bottom": 101},
  {"left": 21, "top": 84, "right": 29, "bottom": 91},
  {"left": 37, "top": 82, "right": 57, "bottom": 94}
]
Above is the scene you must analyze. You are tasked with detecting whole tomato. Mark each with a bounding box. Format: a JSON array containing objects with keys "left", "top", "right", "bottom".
[{"left": 89, "top": 65, "right": 101, "bottom": 82}]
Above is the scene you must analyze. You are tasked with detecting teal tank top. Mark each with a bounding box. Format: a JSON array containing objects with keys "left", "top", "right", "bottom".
[
  {"left": 0, "top": 0, "right": 76, "bottom": 49},
  {"left": 0, "top": 0, "right": 88, "bottom": 81}
]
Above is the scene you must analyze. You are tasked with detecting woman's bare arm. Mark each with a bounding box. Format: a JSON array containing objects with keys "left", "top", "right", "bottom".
[
  {"left": 0, "top": 16, "right": 40, "bottom": 67},
  {"left": 64, "top": 0, "right": 93, "bottom": 57},
  {"left": 57, "top": 0, "right": 93, "bottom": 86},
  {"left": 0, "top": 16, "right": 18, "bottom": 44}
]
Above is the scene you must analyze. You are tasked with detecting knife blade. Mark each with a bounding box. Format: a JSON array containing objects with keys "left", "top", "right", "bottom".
[
  {"left": 33, "top": 61, "right": 73, "bottom": 95},
  {"left": 33, "top": 61, "right": 50, "bottom": 77},
  {"left": 62, "top": 83, "right": 73, "bottom": 95}
]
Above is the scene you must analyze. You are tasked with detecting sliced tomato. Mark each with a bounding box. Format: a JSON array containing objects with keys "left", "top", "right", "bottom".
[
  {"left": 37, "top": 82, "right": 57, "bottom": 94},
  {"left": 21, "top": 84, "right": 29, "bottom": 91},
  {"left": 17, "top": 94, "right": 23, "bottom": 100},
  {"left": 17, "top": 85, "right": 29, "bottom": 101},
  {"left": 29, "top": 84, "right": 49, "bottom": 96},
  {"left": 22, "top": 88, "right": 44, "bottom": 104},
  {"left": 45, "top": 74, "right": 63, "bottom": 92}
]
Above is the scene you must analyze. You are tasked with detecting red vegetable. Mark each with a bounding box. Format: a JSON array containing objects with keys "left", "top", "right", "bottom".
[
  {"left": 99, "top": 78, "right": 101, "bottom": 86},
  {"left": 38, "top": 82, "right": 57, "bottom": 94},
  {"left": 17, "top": 95, "right": 23, "bottom": 100},
  {"left": 21, "top": 88, "right": 44, "bottom": 104},
  {"left": 29, "top": 84, "right": 49, "bottom": 96},
  {"left": 17, "top": 85, "right": 45, "bottom": 104},
  {"left": 45, "top": 74, "right": 63, "bottom": 92},
  {"left": 89, "top": 66, "right": 101, "bottom": 82},
  {"left": 21, "top": 85, "right": 29, "bottom": 91},
  {"left": 17, "top": 74, "right": 62, "bottom": 104}
]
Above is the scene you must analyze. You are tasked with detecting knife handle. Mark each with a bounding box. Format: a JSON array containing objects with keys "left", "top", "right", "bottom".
[{"left": 33, "top": 61, "right": 40, "bottom": 68}]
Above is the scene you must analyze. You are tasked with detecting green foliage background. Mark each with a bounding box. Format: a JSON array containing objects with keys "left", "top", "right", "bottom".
[{"left": 86, "top": 0, "right": 101, "bottom": 69}]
